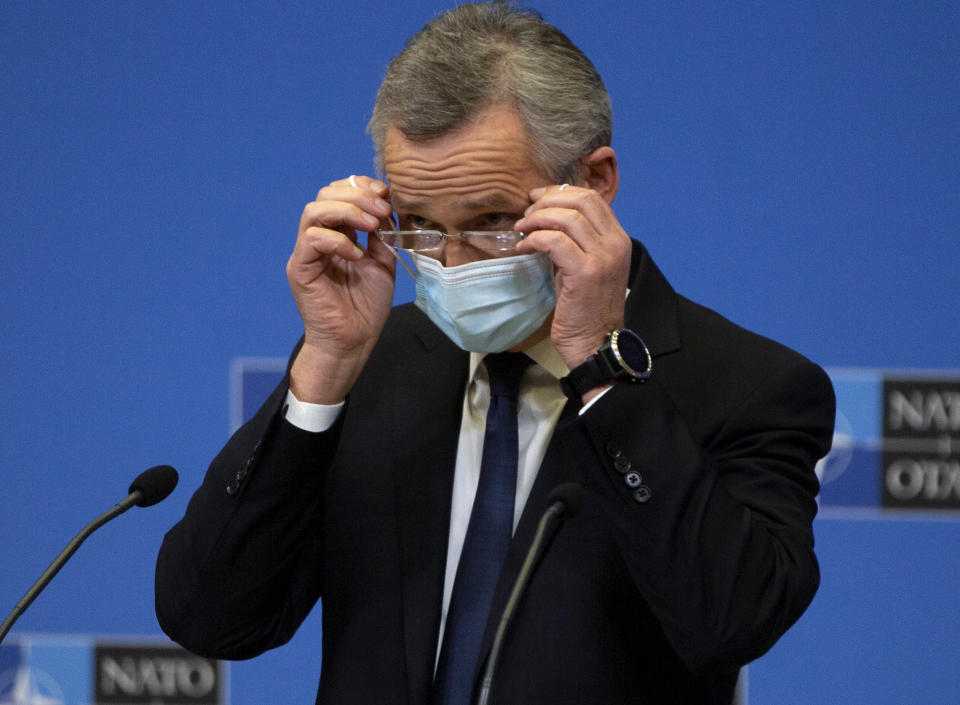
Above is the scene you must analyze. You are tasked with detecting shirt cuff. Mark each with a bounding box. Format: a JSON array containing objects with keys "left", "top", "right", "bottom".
[
  {"left": 283, "top": 389, "right": 344, "bottom": 433},
  {"left": 579, "top": 385, "right": 613, "bottom": 415}
]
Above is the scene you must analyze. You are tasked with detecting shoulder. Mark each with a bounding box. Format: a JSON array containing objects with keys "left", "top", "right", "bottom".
[
  {"left": 677, "top": 295, "right": 817, "bottom": 369},
  {"left": 626, "top": 240, "right": 830, "bottom": 401},
  {"left": 675, "top": 293, "right": 827, "bottom": 382},
  {"left": 659, "top": 294, "right": 835, "bottom": 447}
]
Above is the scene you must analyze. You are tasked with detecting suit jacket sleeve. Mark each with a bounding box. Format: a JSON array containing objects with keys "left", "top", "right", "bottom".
[
  {"left": 557, "top": 315, "right": 834, "bottom": 675},
  {"left": 155, "top": 351, "right": 341, "bottom": 659}
]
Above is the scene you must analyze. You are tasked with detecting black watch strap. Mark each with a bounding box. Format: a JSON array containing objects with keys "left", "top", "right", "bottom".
[
  {"left": 560, "top": 355, "right": 609, "bottom": 400},
  {"left": 560, "top": 329, "right": 652, "bottom": 400}
]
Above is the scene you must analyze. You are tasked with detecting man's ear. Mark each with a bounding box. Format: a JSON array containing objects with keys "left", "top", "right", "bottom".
[{"left": 579, "top": 146, "right": 619, "bottom": 204}]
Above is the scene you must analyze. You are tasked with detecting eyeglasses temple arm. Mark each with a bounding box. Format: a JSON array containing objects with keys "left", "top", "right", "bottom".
[{"left": 377, "top": 234, "right": 417, "bottom": 279}]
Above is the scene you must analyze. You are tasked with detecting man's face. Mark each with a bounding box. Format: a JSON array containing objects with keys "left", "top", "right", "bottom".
[{"left": 382, "top": 104, "right": 553, "bottom": 267}]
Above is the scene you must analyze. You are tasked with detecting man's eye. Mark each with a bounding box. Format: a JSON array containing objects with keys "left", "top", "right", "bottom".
[
  {"left": 400, "top": 215, "right": 434, "bottom": 231},
  {"left": 475, "top": 213, "right": 516, "bottom": 230}
]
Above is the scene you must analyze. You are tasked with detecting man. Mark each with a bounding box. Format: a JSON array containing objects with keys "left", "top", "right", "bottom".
[{"left": 155, "top": 3, "right": 835, "bottom": 705}]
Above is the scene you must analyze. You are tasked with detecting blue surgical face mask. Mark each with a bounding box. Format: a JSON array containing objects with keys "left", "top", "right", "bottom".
[{"left": 411, "top": 251, "right": 556, "bottom": 353}]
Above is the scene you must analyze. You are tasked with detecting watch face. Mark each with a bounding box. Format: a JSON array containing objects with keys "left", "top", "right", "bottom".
[{"left": 612, "top": 329, "right": 652, "bottom": 378}]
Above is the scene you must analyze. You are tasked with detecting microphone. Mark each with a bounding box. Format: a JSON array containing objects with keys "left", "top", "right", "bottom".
[
  {"left": 476, "top": 482, "right": 585, "bottom": 705},
  {"left": 0, "top": 465, "right": 179, "bottom": 644},
  {"left": 128, "top": 464, "right": 179, "bottom": 507}
]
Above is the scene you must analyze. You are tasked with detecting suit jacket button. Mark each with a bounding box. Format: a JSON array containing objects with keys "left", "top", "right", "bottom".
[
  {"left": 614, "top": 457, "right": 632, "bottom": 474},
  {"left": 633, "top": 485, "right": 652, "bottom": 504},
  {"left": 226, "top": 479, "right": 240, "bottom": 496},
  {"left": 605, "top": 441, "right": 622, "bottom": 459},
  {"left": 624, "top": 471, "right": 642, "bottom": 488}
]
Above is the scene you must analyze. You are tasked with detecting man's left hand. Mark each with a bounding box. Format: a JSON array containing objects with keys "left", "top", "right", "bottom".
[{"left": 515, "top": 184, "right": 632, "bottom": 371}]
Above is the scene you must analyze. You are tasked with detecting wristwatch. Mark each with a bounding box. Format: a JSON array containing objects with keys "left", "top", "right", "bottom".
[{"left": 560, "top": 328, "right": 652, "bottom": 400}]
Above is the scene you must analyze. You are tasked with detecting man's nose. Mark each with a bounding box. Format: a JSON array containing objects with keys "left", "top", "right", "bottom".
[{"left": 443, "top": 235, "right": 495, "bottom": 267}]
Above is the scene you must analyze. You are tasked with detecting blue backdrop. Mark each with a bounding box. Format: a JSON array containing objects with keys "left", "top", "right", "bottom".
[{"left": 2, "top": 2, "right": 958, "bottom": 704}]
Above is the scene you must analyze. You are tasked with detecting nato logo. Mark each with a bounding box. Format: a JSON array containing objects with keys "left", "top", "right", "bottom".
[
  {"left": 0, "top": 642, "right": 68, "bottom": 705},
  {"left": 0, "top": 665, "right": 65, "bottom": 705},
  {"left": 0, "top": 639, "right": 224, "bottom": 705},
  {"left": 881, "top": 378, "right": 960, "bottom": 508},
  {"left": 95, "top": 645, "right": 220, "bottom": 704},
  {"left": 816, "top": 370, "right": 960, "bottom": 513}
]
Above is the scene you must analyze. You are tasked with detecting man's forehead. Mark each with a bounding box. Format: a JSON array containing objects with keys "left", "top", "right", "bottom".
[
  {"left": 380, "top": 106, "right": 548, "bottom": 211},
  {"left": 382, "top": 134, "right": 529, "bottom": 172},
  {"left": 383, "top": 150, "right": 542, "bottom": 211}
]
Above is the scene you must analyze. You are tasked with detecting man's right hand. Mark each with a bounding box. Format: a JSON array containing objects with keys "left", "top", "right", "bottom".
[{"left": 286, "top": 175, "right": 396, "bottom": 404}]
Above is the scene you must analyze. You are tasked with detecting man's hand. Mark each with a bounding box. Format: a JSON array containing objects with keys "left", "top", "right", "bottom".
[
  {"left": 286, "top": 175, "right": 396, "bottom": 404},
  {"left": 515, "top": 184, "right": 632, "bottom": 372}
]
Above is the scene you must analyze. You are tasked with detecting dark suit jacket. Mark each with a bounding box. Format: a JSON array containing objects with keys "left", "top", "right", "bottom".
[{"left": 155, "top": 240, "right": 835, "bottom": 705}]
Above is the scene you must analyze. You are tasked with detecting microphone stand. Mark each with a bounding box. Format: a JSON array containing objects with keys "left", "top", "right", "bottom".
[
  {"left": 475, "top": 501, "right": 565, "bottom": 705},
  {"left": 0, "top": 490, "right": 144, "bottom": 644}
]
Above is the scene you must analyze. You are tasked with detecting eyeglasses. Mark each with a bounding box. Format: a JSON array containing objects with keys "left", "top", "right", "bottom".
[{"left": 376, "top": 229, "right": 527, "bottom": 274}]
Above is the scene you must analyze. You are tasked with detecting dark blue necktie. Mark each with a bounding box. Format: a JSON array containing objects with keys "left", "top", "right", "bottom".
[{"left": 435, "top": 352, "right": 533, "bottom": 705}]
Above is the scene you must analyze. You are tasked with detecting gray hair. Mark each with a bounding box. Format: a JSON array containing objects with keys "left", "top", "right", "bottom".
[{"left": 367, "top": 1, "right": 612, "bottom": 184}]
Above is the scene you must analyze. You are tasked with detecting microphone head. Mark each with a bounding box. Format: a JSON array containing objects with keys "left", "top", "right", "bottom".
[
  {"left": 129, "top": 465, "right": 179, "bottom": 507},
  {"left": 548, "top": 482, "right": 585, "bottom": 518}
]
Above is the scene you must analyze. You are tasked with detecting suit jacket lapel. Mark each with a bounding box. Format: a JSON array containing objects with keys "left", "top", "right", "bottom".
[
  {"left": 625, "top": 240, "right": 681, "bottom": 358},
  {"left": 392, "top": 312, "right": 469, "bottom": 704}
]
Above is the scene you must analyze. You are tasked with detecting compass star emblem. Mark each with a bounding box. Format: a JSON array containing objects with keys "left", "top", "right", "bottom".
[{"left": 0, "top": 666, "right": 65, "bottom": 705}]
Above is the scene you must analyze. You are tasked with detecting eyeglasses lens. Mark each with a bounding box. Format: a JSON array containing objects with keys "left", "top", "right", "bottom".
[{"left": 377, "top": 230, "right": 524, "bottom": 261}]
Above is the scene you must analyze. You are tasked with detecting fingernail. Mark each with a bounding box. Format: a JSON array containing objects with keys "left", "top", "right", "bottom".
[
  {"left": 530, "top": 187, "right": 546, "bottom": 199},
  {"left": 353, "top": 245, "right": 364, "bottom": 257},
  {"left": 370, "top": 181, "right": 388, "bottom": 195},
  {"left": 363, "top": 213, "right": 379, "bottom": 228},
  {"left": 374, "top": 198, "right": 391, "bottom": 214}
]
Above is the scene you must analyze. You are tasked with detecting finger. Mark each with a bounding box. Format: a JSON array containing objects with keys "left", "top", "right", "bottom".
[
  {"left": 527, "top": 183, "right": 581, "bottom": 205},
  {"left": 515, "top": 207, "right": 605, "bottom": 255},
  {"left": 315, "top": 185, "right": 392, "bottom": 224},
  {"left": 519, "top": 217, "right": 630, "bottom": 278},
  {"left": 288, "top": 228, "right": 363, "bottom": 269},
  {"left": 516, "top": 228, "right": 589, "bottom": 272},
  {"left": 362, "top": 216, "right": 401, "bottom": 271},
  {"left": 524, "top": 185, "right": 612, "bottom": 228},
  {"left": 300, "top": 199, "right": 382, "bottom": 236},
  {"left": 341, "top": 174, "right": 389, "bottom": 197},
  {"left": 311, "top": 174, "right": 392, "bottom": 225},
  {"left": 320, "top": 175, "right": 389, "bottom": 201},
  {"left": 528, "top": 184, "right": 567, "bottom": 201}
]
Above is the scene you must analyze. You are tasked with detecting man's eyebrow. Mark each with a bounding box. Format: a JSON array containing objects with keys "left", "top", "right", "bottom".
[
  {"left": 391, "top": 192, "right": 524, "bottom": 212},
  {"left": 460, "top": 192, "right": 520, "bottom": 210},
  {"left": 390, "top": 195, "right": 426, "bottom": 212}
]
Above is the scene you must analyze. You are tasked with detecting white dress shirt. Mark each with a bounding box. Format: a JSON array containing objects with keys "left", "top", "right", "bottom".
[{"left": 437, "top": 338, "right": 569, "bottom": 661}]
